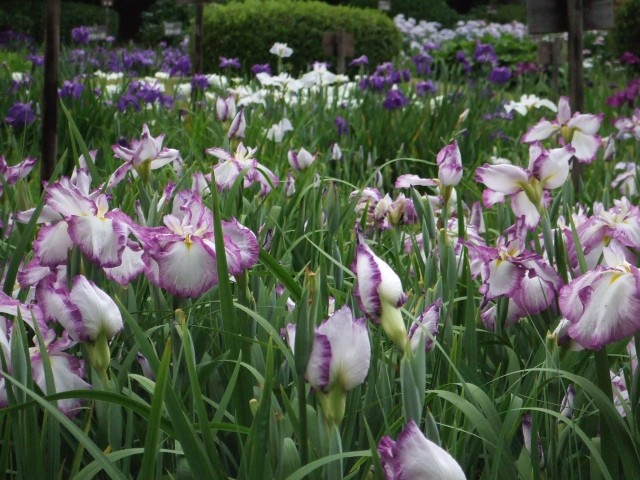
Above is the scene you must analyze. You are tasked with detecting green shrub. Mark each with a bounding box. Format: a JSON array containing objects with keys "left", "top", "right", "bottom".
[
  {"left": 387, "top": 0, "right": 459, "bottom": 25},
  {"left": 611, "top": 0, "right": 640, "bottom": 58},
  {"left": 0, "top": 1, "right": 119, "bottom": 43},
  {"left": 140, "top": 0, "right": 192, "bottom": 46},
  {"left": 201, "top": 0, "right": 402, "bottom": 75}
]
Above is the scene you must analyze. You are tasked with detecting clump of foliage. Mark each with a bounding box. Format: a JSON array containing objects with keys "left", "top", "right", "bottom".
[{"left": 201, "top": 0, "right": 402, "bottom": 75}]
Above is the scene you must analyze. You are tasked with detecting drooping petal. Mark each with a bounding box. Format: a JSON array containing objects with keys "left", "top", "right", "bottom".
[
  {"left": 510, "top": 191, "right": 541, "bottom": 229},
  {"left": 33, "top": 221, "right": 74, "bottom": 267},
  {"left": 485, "top": 258, "right": 522, "bottom": 300},
  {"left": 45, "top": 182, "right": 96, "bottom": 217},
  {"left": 475, "top": 164, "right": 529, "bottom": 194},
  {"left": 103, "top": 241, "right": 147, "bottom": 286},
  {"left": 67, "top": 215, "right": 128, "bottom": 268},
  {"left": 31, "top": 352, "right": 91, "bottom": 416},
  {"left": 36, "top": 281, "right": 86, "bottom": 342},
  {"left": 151, "top": 236, "right": 218, "bottom": 298}
]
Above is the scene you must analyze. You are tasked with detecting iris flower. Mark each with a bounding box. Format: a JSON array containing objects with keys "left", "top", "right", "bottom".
[
  {"left": 110, "top": 123, "right": 182, "bottom": 187},
  {"left": 476, "top": 144, "right": 574, "bottom": 229},
  {"left": 521, "top": 96, "right": 603, "bottom": 163},
  {"left": 352, "top": 230, "right": 409, "bottom": 351},
  {"left": 285, "top": 306, "right": 370, "bottom": 424},
  {"left": 138, "top": 192, "right": 258, "bottom": 298},
  {"left": 559, "top": 263, "right": 640, "bottom": 350},
  {"left": 378, "top": 420, "right": 466, "bottom": 479}
]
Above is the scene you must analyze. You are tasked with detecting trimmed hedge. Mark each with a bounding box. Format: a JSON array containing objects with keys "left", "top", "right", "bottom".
[
  {"left": 0, "top": 1, "right": 119, "bottom": 44},
  {"left": 201, "top": 0, "right": 402, "bottom": 75},
  {"left": 612, "top": 0, "right": 640, "bottom": 58}
]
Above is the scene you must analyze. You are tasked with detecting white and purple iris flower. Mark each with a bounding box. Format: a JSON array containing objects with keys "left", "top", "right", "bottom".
[
  {"left": 0, "top": 295, "right": 90, "bottom": 416},
  {"left": 521, "top": 96, "right": 603, "bottom": 164},
  {"left": 559, "top": 263, "right": 640, "bottom": 350},
  {"left": 285, "top": 306, "right": 370, "bottom": 424},
  {"left": 466, "top": 219, "right": 564, "bottom": 326},
  {"left": 39, "top": 179, "right": 134, "bottom": 270},
  {"left": 37, "top": 275, "right": 123, "bottom": 344},
  {"left": 0, "top": 155, "right": 37, "bottom": 197},
  {"left": 378, "top": 420, "right": 466, "bottom": 480},
  {"left": 408, "top": 299, "right": 441, "bottom": 352},
  {"left": 476, "top": 143, "right": 574, "bottom": 229},
  {"left": 288, "top": 147, "right": 316, "bottom": 171},
  {"left": 109, "top": 123, "right": 182, "bottom": 187},
  {"left": 206, "top": 142, "right": 279, "bottom": 195},
  {"left": 571, "top": 197, "right": 640, "bottom": 270},
  {"left": 138, "top": 192, "right": 258, "bottom": 298},
  {"left": 352, "top": 231, "right": 409, "bottom": 351}
]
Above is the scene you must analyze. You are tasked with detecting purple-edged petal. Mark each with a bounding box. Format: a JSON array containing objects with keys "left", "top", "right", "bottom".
[
  {"left": 567, "top": 113, "right": 603, "bottom": 136},
  {"left": 45, "top": 182, "right": 96, "bottom": 217},
  {"left": 560, "top": 266, "right": 640, "bottom": 349},
  {"left": 437, "top": 141, "right": 463, "bottom": 187},
  {"left": 34, "top": 221, "right": 73, "bottom": 267},
  {"left": 103, "top": 241, "right": 147, "bottom": 286},
  {"left": 408, "top": 299, "right": 441, "bottom": 352},
  {"left": 353, "top": 242, "right": 382, "bottom": 320},
  {"left": 315, "top": 306, "right": 371, "bottom": 391},
  {"left": 557, "top": 96, "right": 571, "bottom": 124},
  {"left": 31, "top": 352, "right": 91, "bottom": 416},
  {"left": 69, "top": 275, "right": 123, "bottom": 340},
  {"left": 521, "top": 120, "right": 559, "bottom": 143},
  {"left": 482, "top": 188, "right": 505, "bottom": 207},
  {"left": 306, "top": 333, "right": 332, "bottom": 392},
  {"left": 533, "top": 146, "right": 573, "bottom": 189},
  {"left": 485, "top": 258, "right": 522, "bottom": 299},
  {"left": 67, "top": 215, "right": 128, "bottom": 268},
  {"left": 222, "top": 218, "right": 259, "bottom": 271},
  {"left": 475, "top": 164, "right": 528, "bottom": 194},
  {"left": 152, "top": 236, "right": 218, "bottom": 297},
  {"left": 36, "top": 280, "right": 86, "bottom": 342},
  {"left": 386, "top": 420, "right": 466, "bottom": 480}
]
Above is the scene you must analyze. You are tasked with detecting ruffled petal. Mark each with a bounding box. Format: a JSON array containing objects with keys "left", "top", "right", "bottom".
[
  {"left": 533, "top": 146, "right": 573, "bottom": 189},
  {"left": 34, "top": 221, "right": 73, "bottom": 267},
  {"left": 567, "top": 113, "right": 603, "bottom": 135},
  {"left": 67, "top": 215, "right": 128, "bottom": 268},
  {"left": 510, "top": 191, "right": 541, "bottom": 229},
  {"left": 153, "top": 236, "right": 218, "bottom": 297},
  {"left": 475, "top": 164, "right": 529, "bottom": 194}
]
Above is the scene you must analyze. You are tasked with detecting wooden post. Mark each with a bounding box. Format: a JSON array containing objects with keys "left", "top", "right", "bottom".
[
  {"left": 567, "top": 0, "right": 584, "bottom": 113},
  {"left": 567, "top": 0, "right": 584, "bottom": 184},
  {"left": 42, "top": 0, "right": 60, "bottom": 184},
  {"left": 194, "top": 0, "right": 204, "bottom": 74}
]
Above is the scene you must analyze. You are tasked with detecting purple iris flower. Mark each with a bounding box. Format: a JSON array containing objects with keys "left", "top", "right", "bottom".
[
  {"left": 412, "top": 52, "right": 433, "bottom": 76},
  {"left": 416, "top": 80, "right": 437, "bottom": 96},
  {"left": 219, "top": 56, "right": 241, "bottom": 69},
  {"left": 383, "top": 89, "right": 409, "bottom": 110},
  {"left": 456, "top": 51, "right": 472, "bottom": 74},
  {"left": 191, "top": 74, "right": 209, "bottom": 91},
  {"left": 251, "top": 63, "right": 271, "bottom": 75},
  {"left": 620, "top": 51, "right": 640, "bottom": 65},
  {"left": 335, "top": 116, "right": 349, "bottom": 136},
  {"left": 58, "top": 79, "right": 85, "bottom": 99},
  {"left": 473, "top": 41, "right": 497, "bottom": 65},
  {"left": 350, "top": 55, "right": 369, "bottom": 67},
  {"left": 71, "top": 26, "right": 90, "bottom": 45},
  {"left": 488, "top": 66, "right": 512, "bottom": 85},
  {"left": 5, "top": 102, "right": 37, "bottom": 129},
  {"left": 27, "top": 54, "right": 44, "bottom": 67}
]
